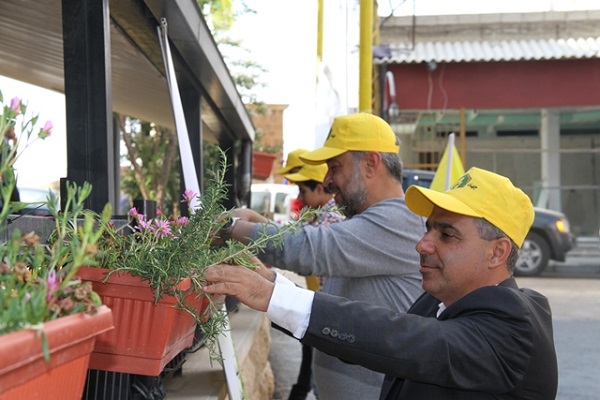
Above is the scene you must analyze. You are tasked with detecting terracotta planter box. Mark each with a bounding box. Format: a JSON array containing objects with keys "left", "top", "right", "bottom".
[
  {"left": 253, "top": 151, "right": 277, "bottom": 180},
  {"left": 76, "top": 267, "right": 207, "bottom": 376},
  {"left": 0, "top": 306, "right": 114, "bottom": 399}
]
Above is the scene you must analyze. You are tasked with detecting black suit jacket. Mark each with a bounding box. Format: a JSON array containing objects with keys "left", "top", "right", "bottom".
[{"left": 301, "top": 278, "right": 557, "bottom": 399}]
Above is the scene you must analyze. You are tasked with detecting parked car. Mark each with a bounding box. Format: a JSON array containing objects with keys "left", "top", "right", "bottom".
[
  {"left": 250, "top": 183, "right": 299, "bottom": 225},
  {"left": 402, "top": 168, "right": 573, "bottom": 276},
  {"left": 16, "top": 187, "right": 58, "bottom": 217}
]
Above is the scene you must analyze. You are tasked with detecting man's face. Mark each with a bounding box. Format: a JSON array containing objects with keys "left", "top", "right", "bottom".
[
  {"left": 416, "top": 206, "right": 497, "bottom": 306},
  {"left": 324, "top": 152, "right": 366, "bottom": 218}
]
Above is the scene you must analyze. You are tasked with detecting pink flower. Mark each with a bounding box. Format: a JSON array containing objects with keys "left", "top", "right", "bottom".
[
  {"left": 174, "top": 216, "right": 189, "bottom": 226},
  {"left": 135, "top": 215, "right": 151, "bottom": 231},
  {"left": 10, "top": 97, "right": 21, "bottom": 114},
  {"left": 39, "top": 120, "right": 53, "bottom": 139},
  {"left": 129, "top": 207, "right": 140, "bottom": 219},
  {"left": 46, "top": 270, "right": 59, "bottom": 302},
  {"left": 182, "top": 189, "right": 197, "bottom": 204},
  {"left": 152, "top": 219, "right": 173, "bottom": 238}
]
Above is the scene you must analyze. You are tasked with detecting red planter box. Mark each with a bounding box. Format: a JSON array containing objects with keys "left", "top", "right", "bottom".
[
  {"left": 76, "top": 267, "right": 208, "bottom": 376},
  {"left": 0, "top": 306, "right": 114, "bottom": 399},
  {"left": 253, "top": 151, "right": 277, "bottom": 180}
]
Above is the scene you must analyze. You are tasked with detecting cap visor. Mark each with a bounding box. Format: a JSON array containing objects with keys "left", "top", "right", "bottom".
[
  {"left": 405, "top": 186, "right": 481, "bottom": 218},
  {"left": 275, "top": 165, "right": 294, "bottom": 175},
  {"left": 300, "top": 147, "right": 346, "bottom": 165},
  {"left": 284, "top": 172, "right": 308, "bottom": 182}
]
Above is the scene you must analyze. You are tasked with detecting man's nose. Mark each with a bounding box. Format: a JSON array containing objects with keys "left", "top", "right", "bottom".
[{"left": 415, "top": 234, "right": 434, "bottom": 254}]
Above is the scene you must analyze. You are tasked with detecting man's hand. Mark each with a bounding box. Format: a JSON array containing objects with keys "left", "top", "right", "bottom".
[
  {"left": 232, "top": 208, "right": 269, "bottom": 223},
  {"left": 203, "top": 263, "right": 275, "bottom": 312}
]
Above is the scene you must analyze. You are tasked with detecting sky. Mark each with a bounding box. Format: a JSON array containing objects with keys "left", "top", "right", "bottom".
[{"left": 2, "top": 0, "right": 600, "bottom": 189}]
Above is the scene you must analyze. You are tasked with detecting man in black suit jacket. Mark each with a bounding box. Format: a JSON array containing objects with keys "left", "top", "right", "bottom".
[{"left": 204, "top": 167, "right": 558, "bottom": 399}]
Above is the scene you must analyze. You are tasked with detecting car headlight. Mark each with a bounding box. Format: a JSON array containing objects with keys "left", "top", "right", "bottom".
[{"left": 555, "top": 219, "right": 569, "bottom": 233}]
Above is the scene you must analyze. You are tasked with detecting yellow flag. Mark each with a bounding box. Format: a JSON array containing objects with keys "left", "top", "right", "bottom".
[{"left": 430, "top": 135, "right": 465, "bottom": 192}]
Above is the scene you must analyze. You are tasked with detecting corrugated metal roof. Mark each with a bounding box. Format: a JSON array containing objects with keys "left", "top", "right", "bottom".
[{"left": 375, "top": 37, "right": 600, "bottom": 64}]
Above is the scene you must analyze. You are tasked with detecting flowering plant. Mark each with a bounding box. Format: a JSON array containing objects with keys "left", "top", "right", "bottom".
[
  {"left": 252, "top": 129, "right": 283, "bottom": 155},
  {"left": 0, "top": 92, "right": 53, "bottom": 219},
  {"left": 0, "top": 91, "right": 110, "bottom": 359},
  {"left": 89, "top": 149, "right": 308, "bottom": 361}
]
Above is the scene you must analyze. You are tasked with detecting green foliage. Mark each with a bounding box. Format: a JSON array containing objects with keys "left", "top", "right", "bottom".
[
  {"left": 119, "top": 116, "right": 181, "bottom": 215},
  {"left": 0, "top": 92, "right": 109, "bottom": 361},
  {"left": 0, "top": 182, "right": 109, "bottom": 358},
  {"left": 198, "top": 0, "right": 234, "bottom": 31},
  {"left": 199, "top": 0, "right": 266, "bottom": 105},
  {"left": 0, "top": 91, "right": 53, "bottom": 221},
  {"left": 94, "top": 149, "right": 313, "bottom": 363}
]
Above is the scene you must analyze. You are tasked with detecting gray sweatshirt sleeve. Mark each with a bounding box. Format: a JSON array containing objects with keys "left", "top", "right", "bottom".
[{"left": 248, "top": 198, "right": 425, "bottom": 278}]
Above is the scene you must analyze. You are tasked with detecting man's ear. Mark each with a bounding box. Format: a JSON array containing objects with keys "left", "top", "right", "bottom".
[
  {"left": 363, "top": 152, "right": 382, "bottom": 176},
  {"left": 489, "top": 237, "right": 512, "bottom": 270}
]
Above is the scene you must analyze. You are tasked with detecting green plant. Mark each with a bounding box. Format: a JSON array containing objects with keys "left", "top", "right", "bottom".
[
  {"left": 0, "top": 91, "right": 110, "bottom": 360},
  {"left": 252, "top": 129, "right": 283, "bottom": 154},
  {"left": 92, "top": 148, "right": 311, "bottom": 362}
]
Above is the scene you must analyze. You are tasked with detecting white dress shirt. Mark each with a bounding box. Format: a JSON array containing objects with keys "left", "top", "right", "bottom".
[{"left": 266, "top": 272, "right": 314, "bottom": 339}]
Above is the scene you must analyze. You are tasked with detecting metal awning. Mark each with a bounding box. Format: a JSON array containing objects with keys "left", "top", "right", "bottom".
[
  {"left": 375, "top": 37, "right": 600, "bottom": 64},
  {"left": 0, "top": 0, "right": 254, "bottom": 143}
]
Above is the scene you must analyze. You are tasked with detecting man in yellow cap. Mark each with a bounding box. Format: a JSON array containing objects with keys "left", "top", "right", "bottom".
[
  {"left": 205, "top": 166, "right": 558, "bottom": 399},
  {"left": 217, "top": 113, "right": 424, "bottom": 400}
]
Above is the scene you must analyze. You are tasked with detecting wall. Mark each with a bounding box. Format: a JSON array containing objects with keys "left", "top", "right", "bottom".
[{"left": 248, "top": 104, "right": 288, "bottom": 183}]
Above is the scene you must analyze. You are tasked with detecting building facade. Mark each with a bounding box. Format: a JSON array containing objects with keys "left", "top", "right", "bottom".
[{"left": 377, "top": 10, "right": 600, "bottom": 237}]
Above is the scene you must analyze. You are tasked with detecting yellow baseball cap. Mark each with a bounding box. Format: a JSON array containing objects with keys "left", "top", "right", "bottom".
[
  {"left": 275, "top": 148, "right": 310, "bottom": 175},
  {"left": 284, "top": 163, "right": 328, "bottom": 183},
  {"left": 300, "top": 113, "right": 400, "bottom": 165},
  {"left": 405, "top": 167, "right": 534, "bottom": 247}
]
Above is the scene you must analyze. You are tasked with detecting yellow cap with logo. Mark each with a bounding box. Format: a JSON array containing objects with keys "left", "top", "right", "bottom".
[
  {"left": 284, "top": 163, "right": 328, "bottom": 183},
  {"left": 300, "top": 113, "right": 399, "bottom": 165},
  {"left": 405, "top": 167, "right": 534, "bottom": 247}
]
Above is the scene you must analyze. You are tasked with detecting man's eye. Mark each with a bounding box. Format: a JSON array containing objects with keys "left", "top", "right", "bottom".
[{"left": 441, "top": 232, "right": 455, "bottom": 239}]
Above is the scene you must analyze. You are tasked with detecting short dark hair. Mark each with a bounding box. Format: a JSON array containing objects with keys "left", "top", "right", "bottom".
[
  {"left": 473, "top": 218, "right": 519, "bottom": 274},
  {"left": 298, "top": 180, "right": 332, "bottom": 194},
  {"left": 350, "top": 151, "right": 403, "bottom": 183}
]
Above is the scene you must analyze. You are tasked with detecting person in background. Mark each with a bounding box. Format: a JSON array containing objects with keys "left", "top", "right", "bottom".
[
  {"left": 285, "top": 162, "right": 343, "bottom": 234},
  {"left": 216, "top": 113, "right": 424, "bottom": 400},
  {"left": 205, "top": 167, "right": 559, "bottom": 399},
  {"left": 275, "top": 148, "right": 309, "bottom": 221},
  {"left": 283, "top": 162, "right": 345, "bottom": 400}
]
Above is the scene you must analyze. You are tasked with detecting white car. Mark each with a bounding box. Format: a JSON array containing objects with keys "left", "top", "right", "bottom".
[
  {"left": 250, "top": 183, "right": 299, "bottom": 225},
  {"left": 17, "top": 187, "right": 58, "bottom": 216}
]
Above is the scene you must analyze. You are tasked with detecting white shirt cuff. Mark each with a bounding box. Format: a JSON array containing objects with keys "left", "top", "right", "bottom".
[
  {"left": 267, "top": 282, "right": 314, "bottom": 339},
  {"left": 273, "top": 269, "right": 297, "bottom": 286}
]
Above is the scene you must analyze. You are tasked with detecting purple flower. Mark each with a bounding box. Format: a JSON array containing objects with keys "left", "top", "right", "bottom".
[
  {"left": 10, "top": 97, "right": 21, "bottom": 114},
  {"left": 46, "top": 270, "right": 59, "bottom": 302},
  {"left": 129, "top": 207, "right": 140, "bottom": 219},
  {"left": 135, "top": 215, "right": 151, "bottom": 231},
  {"left": 174, "top": 216, "right": 189, "bottom": 226},
  {"left": 39, "top": 120, "right": 53, "bottom": 139},
  {"left": 153, "top": 219, "right": 173, "bottom": 238},
  {"left": 182, "top": 189, "right": 197, "bottom": 204}
]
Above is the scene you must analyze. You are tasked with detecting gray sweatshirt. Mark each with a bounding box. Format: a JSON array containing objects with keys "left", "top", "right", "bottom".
[{"left": 249, "top": 197, "right": 425, "bottom": 400}]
